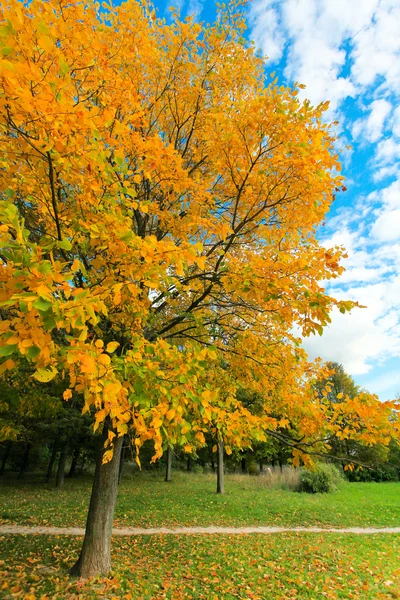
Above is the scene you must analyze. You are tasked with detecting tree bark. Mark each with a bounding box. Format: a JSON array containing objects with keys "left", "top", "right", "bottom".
[
  {"left": 17, "top": 443, "right": 31, "bottom": 480},
  {"left": 45, "top": 441, "right": 58, "bottom": 483},
  {"left": 241, "top": 456, "right": 246, "bottom": 474},
  {"left": 67, "top": 447, "right": 80, "bottom": 478},
  {"left": 165, "top": 446, "right": 172, "bottom": 482},
  {"left": 0, "top": 441, "right": 12, "bottom": 476},
  {"left": 56, "top": 442, "right": 68, "bottom": 488},
  {"left": 70, "top": 430, "right": 123, "bottom": 578},
  {"left": 118, "top": 437, "right": 126, "bottom": 485},
  {"left": 187, "top": 455, "right": 192, "bottom": 472},
  {"left": 216, "top": 438, "right": 224, "bottom": 494}
]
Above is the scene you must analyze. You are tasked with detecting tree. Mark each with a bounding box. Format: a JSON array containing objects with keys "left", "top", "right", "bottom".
[{"left": 1, "top": 0, "right": 399, "bottom": 577}]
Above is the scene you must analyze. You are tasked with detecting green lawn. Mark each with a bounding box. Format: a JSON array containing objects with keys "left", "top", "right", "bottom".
[
  {"left": 1, "top": 533, "right": 399, "bottom": 599},
  {"left": 1, "top": 473, "right": 399, "bottom": 599},
  {"left": 0, "top": 471, "right": 399, "bottom": 529}
]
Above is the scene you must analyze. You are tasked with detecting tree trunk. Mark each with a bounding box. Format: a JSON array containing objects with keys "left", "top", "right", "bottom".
[
  {"left": 216, "top": 438, "right": 224, "bottom": 494},
  {"left": 165, "top": 446, "right": 172, "bottom": 482},
  {"left": 259, "top": 461, "right": 263, "bottom": 474},
  {"left": 241, "top": 456, "right": 246, "bottom": 474},
  {"left": 118, "top": 437, "right": 126, "bottom": 485},
  {"left": 187, "top": 455, "right": 192, "bottom": 472},
  {"left": 70, "top": 431, "right": 123, "bottom": 578},
  {"left": 56, "top": 442, "right": 68, "bottom": 489},
  {"left": 0, "top": 441, "right": 12, "bottom": 475},
  {"left": 17, "top": 443, "right": 31, "bottom": 480},
  {"left": 67, "top": 447, "right": 80, "bottom": 478},
  {"left": 45, "top": 441, "right": 58, "bottom": 483}
]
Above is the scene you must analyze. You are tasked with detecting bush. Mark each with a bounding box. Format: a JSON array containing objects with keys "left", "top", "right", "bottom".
[
  {"left": 346, "top": 464, "right": 399, "bottom": 483},
  {"left": 299, "top": 463, "right": 344, "bottom": 494}
]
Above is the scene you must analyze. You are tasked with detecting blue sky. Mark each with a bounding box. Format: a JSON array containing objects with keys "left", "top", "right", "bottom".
[{"left": 151, "top": 0, "right": 400, "bottom": 400}]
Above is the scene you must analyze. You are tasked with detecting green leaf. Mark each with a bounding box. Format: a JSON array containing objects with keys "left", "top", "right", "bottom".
[
  {"left": 59, "top": 58, "right": 69, "bottom": 74},
  {"left": 58, "top": 239, "right": 72, "bottom": 251},
  {"left": 1, "top": 47, "right": 13, "bottom": 56},
  {"left": 43, "top": 315, "right": 56, "bottom": 331},
  {"left": 0, "top": 344, "right": 17, "bottom": 356},
  {"left": 33, "top": 297, "right": 52, "bottom": 311},
  {"left": 26, "top": 345, "right": 41, "bottom": 359}
]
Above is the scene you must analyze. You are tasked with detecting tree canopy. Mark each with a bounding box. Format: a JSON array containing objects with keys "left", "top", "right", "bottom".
[{"left": 0, "top": 0, "right": 398, "bottom": 465}]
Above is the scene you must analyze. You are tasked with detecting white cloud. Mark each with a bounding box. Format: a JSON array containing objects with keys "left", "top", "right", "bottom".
[
  {"left": 393, "top": 105, "right": 400, "bottom": 138},
  {"left": 352, "top": 99, "right": 392, "bottom": 143},
  {"left": 350, "top": 1, "right": 400, "bottom": 92},
  {"left": 375, "top": 137, "right": 400, "bottom": 166},
  {"left": 187, "top": 0, "right": 203, "bottom": 19},
  {"left": 370, "top": 178, "right": 400, "bottom": 241},
  {"left": 303, "top": 276, "right": 400, "bottom": 375},
  {"left": 248, "top": 0, "right": 285, "bottom": 62}
]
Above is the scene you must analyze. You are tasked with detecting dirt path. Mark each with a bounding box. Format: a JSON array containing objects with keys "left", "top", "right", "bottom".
[{"left": 1, "top": 525, "right": 400, "bottom": 536}]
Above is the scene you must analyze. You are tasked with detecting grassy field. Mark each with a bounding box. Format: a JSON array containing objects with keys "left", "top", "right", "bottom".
[
  {"left": 1, "top": 533, "right": 399, "bottom": 599},
  {"left": 1, "top": 472, "right": 399, "bottom": 599},
  {"left": 1, "top": 471, "right": 399, "bottom": 529}
]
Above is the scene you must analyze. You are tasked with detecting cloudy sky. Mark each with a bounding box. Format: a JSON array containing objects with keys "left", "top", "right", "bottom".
[{"left": 153, "top": 0, "right": 400, "bottom": 400}]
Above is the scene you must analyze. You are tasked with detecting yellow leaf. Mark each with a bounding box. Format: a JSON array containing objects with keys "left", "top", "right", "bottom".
[
  {"left": 195, "top": 431, "right": 205, "bottom": 444},
  {"left": 38, "top": 35, "right": 53, "bottom": 52},
  {"left": 95, "top": 339, "right": 104, "bottom": 349},
  {"left": 98, "top": 353, "right": 111, "bottom": 366},
  {"left": 71, "top": 259, "right": 80, "bottom": 272},
  {"left": 102, "top": 449, "right": 113, "bottom": 464},
  {"left": 32, "top": 366, "right": 57, "bottom": 382},
  {"left": 166, "top": 408, "right": 175, "bottom": 421},
  {"left": 63, "top": 389, "right": 72, "bottom": 400},
  {"left": 106, "top": 341, "right": 119, "bottom": 353}
]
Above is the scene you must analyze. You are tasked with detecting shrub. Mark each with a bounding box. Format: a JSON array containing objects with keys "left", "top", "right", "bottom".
[
  {"left": 299, "top": 462, "right": 344, "bottom": 494},
  {"left": 346, "top": 464, "right": 399, "bottom": 483}
]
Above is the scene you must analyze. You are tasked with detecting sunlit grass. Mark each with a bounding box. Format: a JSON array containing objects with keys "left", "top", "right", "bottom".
[{"left": 1, "top": 471, "right": 399, "bottom": 529}]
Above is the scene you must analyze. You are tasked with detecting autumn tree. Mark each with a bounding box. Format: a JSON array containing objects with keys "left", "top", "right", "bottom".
[{"left": 1, "top": 0, "right": 399, "bottom": 577}]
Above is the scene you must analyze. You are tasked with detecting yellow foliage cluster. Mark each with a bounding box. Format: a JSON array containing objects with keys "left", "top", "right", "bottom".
[{"left": 0, "top": 0, "right": 398, "bottom": 461}]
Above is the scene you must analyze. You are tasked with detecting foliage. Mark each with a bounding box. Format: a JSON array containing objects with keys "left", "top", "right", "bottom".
[
  {"left": 299, "top": 462, "right": 344, "bottom": 494},
  {"left": 1, "top": 473, "right": 400, "bottom": 529},
  {"left": 1, "top": 532, "right": 400, "bottom": 599},
  {"left": 347, "top": 464, "right": 399, "bottom": 483},
  {"left": 1, "top": 0, "right": 398, "bottom": 469}
]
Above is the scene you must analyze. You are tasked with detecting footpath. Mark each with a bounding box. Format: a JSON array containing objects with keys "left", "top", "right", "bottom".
[{"left": 1, "top": 525, "right": 400, "bottom": 536}]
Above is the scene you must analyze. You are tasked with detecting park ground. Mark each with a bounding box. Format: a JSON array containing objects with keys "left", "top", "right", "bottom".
[{"left": 0, "top": 472, "right": 399, "bottom": 599}]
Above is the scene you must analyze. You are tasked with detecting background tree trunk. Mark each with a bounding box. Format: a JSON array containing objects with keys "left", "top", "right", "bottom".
[
  {"left": 216, "top": 438, "right": 224, "bottom": 494},
  {"left": 56, "top": 442, "right": 68, "bottom": 489},
  {"left": 0, "top": 441, "right": 12, "bottom": 476},
  {"left": 165, "top": 446, "right": 172, "bottom": 482},
  {"left": 241, "top": 456, "right": 246, "bottom": 474},
  {"left": 187, "top": 455, "right": 192, "bottom": 472},
  {"left": 67, "top": 447, "right": 80, "bottom": 478},
  {"left": 70, "top": 430, "right": 123, "bottom": 578},
  {"left": 17, "top": 443, "right": 31, "bottom": 480},
  {"left": 45, "top": 441, "right": 58, "bottom": 483}
]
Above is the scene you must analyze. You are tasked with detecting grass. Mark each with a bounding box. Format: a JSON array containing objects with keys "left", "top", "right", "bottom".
[
  {"left": 0, "top": 471, "right": 399, "bottom": 529},
  {"left": 1, "top": 533, "right": 399, "bottom": 599},
  {"left": 1, "top": 472, "right": 399, "bottom": 598}
]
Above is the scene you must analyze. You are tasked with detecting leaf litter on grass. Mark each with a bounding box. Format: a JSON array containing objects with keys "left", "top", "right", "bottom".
[{"left": 1, "top": 533, "right": 400, "bottom": 599}]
